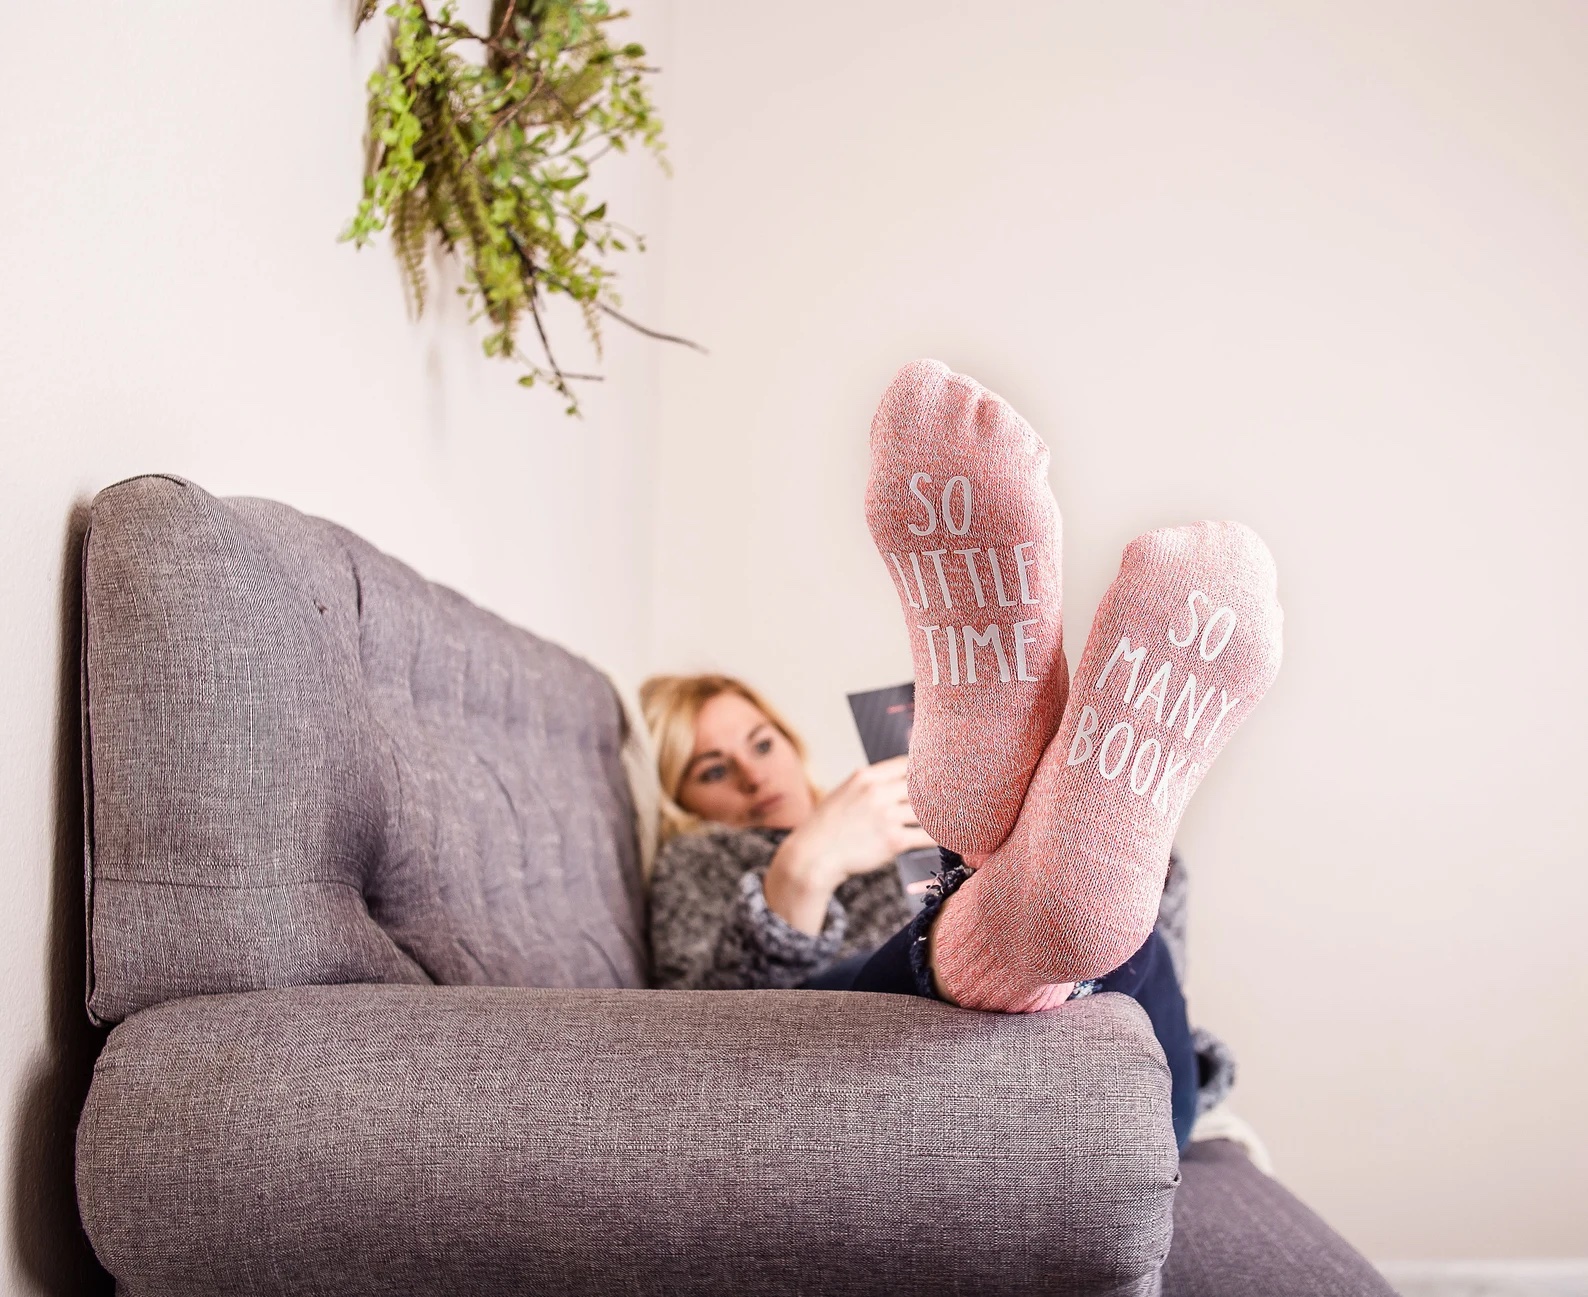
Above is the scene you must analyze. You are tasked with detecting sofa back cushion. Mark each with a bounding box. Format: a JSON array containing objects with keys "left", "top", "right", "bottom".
[{"left": 82, "top": 475, "right": 647, "bottom": 1024}]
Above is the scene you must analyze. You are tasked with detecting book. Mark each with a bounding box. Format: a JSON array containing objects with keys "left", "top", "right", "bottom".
[{"left": 846, "top": 681, "right": 941, "bottom": 908}]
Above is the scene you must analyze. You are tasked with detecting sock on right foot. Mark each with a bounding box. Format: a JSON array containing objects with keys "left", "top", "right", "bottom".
[
  {"left": 865, "top": 360, "right": 1068, "bottom": 856},
  {"left": 929, "top": 521, "right": 1283, "bottom": 1012}
]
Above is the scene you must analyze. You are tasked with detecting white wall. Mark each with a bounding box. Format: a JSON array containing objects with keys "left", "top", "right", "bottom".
[
  {"left": 0, "top": 3, "right": 673, "bottom": 1290},
  {"left": 649, "top": 0, "right": 1588, "bottom": 1263}
]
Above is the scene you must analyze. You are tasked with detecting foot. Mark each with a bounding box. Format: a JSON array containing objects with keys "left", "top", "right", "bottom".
[
  {"left": 865, "top": 359, "right": 1068, "bottom": 856},
  {"left": 929, "top": 521, "right": 1283, "bottom": 1012}
]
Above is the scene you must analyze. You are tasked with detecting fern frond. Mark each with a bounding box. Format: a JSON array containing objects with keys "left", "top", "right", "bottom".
[{"left": 344, "top": 0, "right": 697, "bottom": 414}]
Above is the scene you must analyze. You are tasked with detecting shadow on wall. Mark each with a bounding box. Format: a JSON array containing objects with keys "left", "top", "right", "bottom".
[{"left": 8, "top": 501, "right": 115, "bottom": 1293}]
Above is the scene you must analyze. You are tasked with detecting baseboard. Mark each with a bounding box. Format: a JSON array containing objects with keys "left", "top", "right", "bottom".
[{"left": 1378, "top": 1260, "right": 1588, "bottom": 1297}]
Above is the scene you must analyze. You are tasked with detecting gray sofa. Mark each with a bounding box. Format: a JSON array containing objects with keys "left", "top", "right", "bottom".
[{"left": 74, "top": 475, "right": 1394, "bottom": 1296}]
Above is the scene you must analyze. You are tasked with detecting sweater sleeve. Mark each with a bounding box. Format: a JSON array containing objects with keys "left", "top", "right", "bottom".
[{"left": 648, "top": 829, "right": 848, "bottom": 991}]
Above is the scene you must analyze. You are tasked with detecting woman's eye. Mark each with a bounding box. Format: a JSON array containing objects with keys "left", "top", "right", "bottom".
[
  {"left": 754, "top": 738, "right": 774, "bottom": 755},
  {"left": 697, "top": 764, "right": 727, "bottom": 784}
]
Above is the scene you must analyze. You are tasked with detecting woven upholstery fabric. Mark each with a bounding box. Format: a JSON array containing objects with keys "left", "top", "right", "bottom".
[
  {"left": 1163, "top": 1140, "right": 1396, "bottom": 1297},
  {"left": 77, "top": 985, "right": 1179, "bottom": 1297},
  {"left": 81, "top": 475, "right": 645, "bottom": 1022}
]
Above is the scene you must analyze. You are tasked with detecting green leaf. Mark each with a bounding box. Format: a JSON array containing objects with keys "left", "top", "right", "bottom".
[{"left": 342, "top": 0, "right": 692, "bottom": 416}]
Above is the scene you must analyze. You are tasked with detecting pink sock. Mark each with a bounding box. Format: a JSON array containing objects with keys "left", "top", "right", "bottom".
[
  {"left": 930, "top": 522, "right": 1283, "bottom": 1013},
  {"left": 866, "top": 360, "right": 1068, "bottom": 856}
]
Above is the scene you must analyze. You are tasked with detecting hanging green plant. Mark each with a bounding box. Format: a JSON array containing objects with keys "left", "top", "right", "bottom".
[{"left": 344, "top": 0, "right": 700, "bottom": 415}]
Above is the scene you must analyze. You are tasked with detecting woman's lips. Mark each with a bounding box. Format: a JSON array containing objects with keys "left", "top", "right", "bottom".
[{"left": 752, "top": 794, "right": 783, "bottom": 818}]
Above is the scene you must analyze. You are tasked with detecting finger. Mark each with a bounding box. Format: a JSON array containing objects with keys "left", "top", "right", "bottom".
[
  {"left": 870, "top": 776, "right": 910, "bottom": 800},
  {"left": 871, "top": 755, "right": 910, "bottom": 777}
]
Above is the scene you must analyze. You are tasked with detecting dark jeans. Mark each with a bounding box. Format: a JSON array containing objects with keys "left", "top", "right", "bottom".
[{"left": 798, "top": 861, "right": 1198, "bottom": 1151}]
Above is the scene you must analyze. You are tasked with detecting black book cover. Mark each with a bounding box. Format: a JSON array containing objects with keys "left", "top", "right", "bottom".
[{"left": 846, "top": 682, "right": 941, "bottom": 906}]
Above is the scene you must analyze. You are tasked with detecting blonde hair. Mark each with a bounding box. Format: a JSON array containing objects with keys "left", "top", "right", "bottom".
[{"left": 638, "top": 673, "right": 819, "bottom": 843}]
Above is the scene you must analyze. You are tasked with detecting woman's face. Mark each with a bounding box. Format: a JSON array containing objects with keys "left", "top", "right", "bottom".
[{"left": 676, "top": 691, "right": 816, "bottom": 831}]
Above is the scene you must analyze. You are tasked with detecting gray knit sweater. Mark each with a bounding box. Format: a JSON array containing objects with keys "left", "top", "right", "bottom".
[
  {"left": 648, "top": 825, "right": 917, "bottom": 991},
  {"left": 646, "top": 826, "right": 1236, "bottom": 1113}
]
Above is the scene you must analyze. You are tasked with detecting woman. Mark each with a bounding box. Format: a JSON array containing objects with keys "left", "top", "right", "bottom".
[
  {"left": 641, "top": 360, "right": 1278, "bottom": 1150},
  {"left": 640, "top": 670, "right": 1231, "bottom": 1149},
  {"left": 641, "top": 673, "right": 930, "bottom": 992}
]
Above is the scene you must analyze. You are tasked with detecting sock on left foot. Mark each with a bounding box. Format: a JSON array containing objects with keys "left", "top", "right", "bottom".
[{"left": 929, "top": 521, "right": 1283, "bottom": 1013}]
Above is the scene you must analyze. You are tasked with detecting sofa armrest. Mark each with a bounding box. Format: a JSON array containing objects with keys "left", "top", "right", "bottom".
[{"left": 78, "top": 984, "right": 1178, "bottom": 1296}]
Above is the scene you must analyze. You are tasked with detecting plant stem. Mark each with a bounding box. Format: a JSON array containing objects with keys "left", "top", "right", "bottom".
[{"left": 597, "top": 304, "right": 709, "bottom": 353}]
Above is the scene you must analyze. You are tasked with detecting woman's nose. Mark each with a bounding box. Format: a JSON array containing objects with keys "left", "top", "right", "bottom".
[{"left": 736, "top": 762, "right": 760, "bottom": 793}]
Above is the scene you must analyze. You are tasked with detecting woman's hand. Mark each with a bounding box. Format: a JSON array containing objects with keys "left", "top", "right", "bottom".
[
  {"left": 786, "top": 756, "right": 935, "bottom": 886},
  {"left": 762, "top": 756, "right": 936, "bottom": 935}
]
